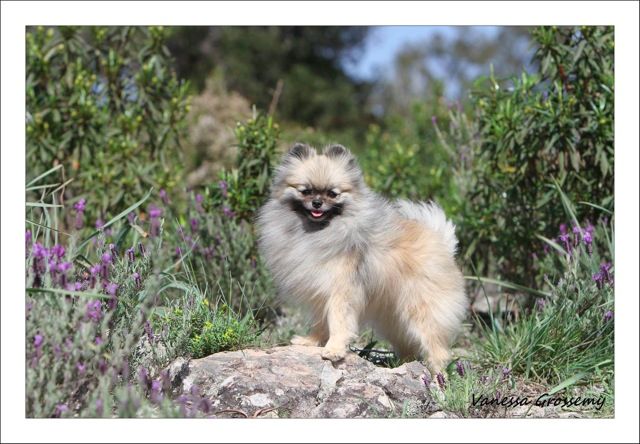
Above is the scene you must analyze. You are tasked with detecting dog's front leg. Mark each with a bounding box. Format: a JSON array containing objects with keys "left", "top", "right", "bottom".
[{"left": 321, "top": 285, "right": 363, "bottom": 362}]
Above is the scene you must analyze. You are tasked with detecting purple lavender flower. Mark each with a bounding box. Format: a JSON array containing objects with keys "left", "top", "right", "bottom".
[
  {"left": 559, "top": 223, "right": 567, "bottom": 235},
  {"left": 143, "top": 320, "right": 155, "bottom": 343},
  {"left": 139, "top": 367, "right": 151, "bottom": 389},
  {"left": 175, "top": 247, "right": 183, "bottom": 257},
  {"left": 535, "top": 298, "right": 546, "bottom": 311},
  {"left": 190, "top": 217, "right": 199, "bottom": 233},
  {"left": 95, "top": 218, "right": 105, "bottom": 230},
  {"left": 218, "top": 180, "right": 228, "bottom": 198},
  {"left": 105, "top": 282, "right": 118, "bottom": 296},
  {"left": 559, "top": 233, "right": 571, "bottom": 253},
  {"left": 502, "top": 367, "right": 511, "bottom": 380},
  {"left": 195, "top": 193, "right": 204, "bottom": 204},
  {"left": 420, "top": 372, "right": 431, "bottom": 388},
  {"left": 151, "top": 380, "right": 163, "bottom": 403},
  {"left": 603, "top": 310, "right": 614, "bottom": 322},
  {"left": 148, "top": 205, "right": 162, "bottom": 237},
  {"left": 77, "top": 362, "right": 86, "bottom": 375},
  {"left": 600, "top": 262, "right": 612, "bottom": 282},
  {"left": 74, "top": 281, "right": 83, "bottom": 291},
  {"left": 436, "top": 372, "right": 446, "bottom": 389},
  {"left": 95, "top": 336, "right": 104, "bottom": 346},
  {"left": 455, "top": 360, "right": 465, "bottom": 377},
  {"left": 138, "top": 242, "right": 146, "bottom": 257},
  {"left": 74, "top": 198, "right": 86, "bottom": 229},
  {"left": 97, "top": 358, "right": 108, "bottom": 374},
  {"left": 582, "top": 230, "right": 593, "bottom": 251},
  {"left": 222, "top": 206, "right": 235, "bottom": 218},
  {"left": 86, "top": 300, "right": 102, "bottom": 322},
  {"left": 127, "top": 247, "right": 135, "bottom": 262},
  {"left": 133, "top": 272, "right": 142, "bottom": 289},
  {"left": 34, "top": 333, "right": 44, "bottom": 348},
  {"left": 54, "top": 404, "right": 69, "bottom": 417},
  {"left": 159, "top": 188, "right": 170, "bottom": 205},
  {"left": 51, "top": 244, "right": 65, "bottom": 259},
  {"left": 431, "top": 115, "right": 437, "bottom": 125},
  {"left": 572, "top": 225, "right": 582, "bottom": 247}
]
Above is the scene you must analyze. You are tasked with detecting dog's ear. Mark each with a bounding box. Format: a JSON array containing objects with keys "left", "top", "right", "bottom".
[
  {"left": 286, "top": 143, "right": 316, "bottom": 161},
  {"left": 323, "top": 144, "right": 352, "bottom": 159}
]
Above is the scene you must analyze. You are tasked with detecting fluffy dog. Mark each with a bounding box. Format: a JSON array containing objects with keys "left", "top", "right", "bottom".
[{"left": 256, "top": 143, "right": 467, "bottom": 373}]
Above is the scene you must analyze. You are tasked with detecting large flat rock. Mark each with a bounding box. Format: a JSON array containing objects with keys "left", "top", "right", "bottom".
[{"left": 167, "top": 345, "right": 436, "bottom": 418}]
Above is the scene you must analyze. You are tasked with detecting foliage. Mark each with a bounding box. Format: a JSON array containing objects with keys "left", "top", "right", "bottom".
[
  {"left": 473, "top": 188, "right": 614, "bottom": 389},
  {"left": 26, "top": 26, "right": 191, "bottom": 221},
  {"left": 167, "top": 26, "right": 372, "bottom": 131},
  {"left": 25, "top": 167, "right": 256, "bottom": 418},
  {"left": 451, "top": 26, "right": 614, "bottom": 284}
]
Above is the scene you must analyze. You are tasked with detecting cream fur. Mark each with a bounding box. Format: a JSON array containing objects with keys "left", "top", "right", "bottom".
[{"left": 256, "top": 143, "right": 467, "bottom": 373}]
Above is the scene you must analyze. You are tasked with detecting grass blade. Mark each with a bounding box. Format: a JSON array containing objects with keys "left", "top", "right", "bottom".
[{"left": 464, "top": 276, "right": 551, "bottom": 298}]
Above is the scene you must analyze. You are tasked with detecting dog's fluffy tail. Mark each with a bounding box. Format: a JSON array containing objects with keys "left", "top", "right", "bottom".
[{"left": 395, "top": 200, "right": 459, "bottom": 256}]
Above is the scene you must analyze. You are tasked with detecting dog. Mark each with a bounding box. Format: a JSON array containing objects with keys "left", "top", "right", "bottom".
[{"left": 256, "top": 143, "right": 467, "bottom": 373}]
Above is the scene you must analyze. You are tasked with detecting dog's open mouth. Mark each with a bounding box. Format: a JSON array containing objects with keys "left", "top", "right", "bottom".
[{"left": 309, "top": 210, "right": 325, "bottom": 219}]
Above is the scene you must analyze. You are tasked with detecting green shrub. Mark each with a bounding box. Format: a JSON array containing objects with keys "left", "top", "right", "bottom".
[
  {"left": 473, "top": 187, "right": 614, "bottom": 389},
  {"left": 26, "top": 26, "right": 191, "bottom": 221},
  {"left": 452, "top": 26, "right": 614, "bottom": 284}
]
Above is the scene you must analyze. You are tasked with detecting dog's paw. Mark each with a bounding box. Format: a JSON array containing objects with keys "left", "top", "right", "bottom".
[
  {"left": 290, "top": 335, "right": 320, "bottom": 347},
  {"left": 321, "top": 346, "right": 347, "bottom": 362}
]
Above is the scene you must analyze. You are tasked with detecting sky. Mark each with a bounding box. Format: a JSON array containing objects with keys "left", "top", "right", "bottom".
[{"left": 343, "top": 26, "right": 501, "bottom": 81}]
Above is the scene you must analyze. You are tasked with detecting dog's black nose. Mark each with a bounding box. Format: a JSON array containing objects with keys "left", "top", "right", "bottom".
[{"left": 312, "top": 199, "right": 322, "bottom": 209}]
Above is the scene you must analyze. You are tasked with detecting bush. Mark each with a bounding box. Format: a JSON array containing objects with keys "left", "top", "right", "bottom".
[
  {"left": 452, "top": 26, "right": 614, "bottom": 285},
  {"left": 26, "top": 26, "right": 191, "bottom": 221}
]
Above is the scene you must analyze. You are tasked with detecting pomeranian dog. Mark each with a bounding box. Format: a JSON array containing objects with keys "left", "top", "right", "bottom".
[{"left": 257, "top": 143, "right": 467, "bottom": 373}]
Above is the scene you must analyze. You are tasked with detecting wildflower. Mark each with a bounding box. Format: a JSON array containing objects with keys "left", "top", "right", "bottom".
[
  {"left": 194, "top": 193, "right": 204, "bottom": 213},
  {"left": 175, "top": 247, "right": 183, "bottom": 257},
  {"left": 138, "top": 367, "right": 151, "bottom": 389},
  {"left": 149, "top": 205, "right": 162, "bottom": 237},
  {"left": 151, "top": 380, "right": 163, "bottom": 403},
  {"left": 585, "top": 221, "right": 595, "bottom": 234},
  {"left": 582, "top": 230, "right": 593, "bottom": 254},
  {"left": 105, "top": 282, "right": 118, "bottom": 296},
  {"left": 51, "top": 244, "right": 65, "bottom": 259},
  {"left": 100, "top": 252, "right": 112, "bottom": 280},
  {"left": 95, "top": 218, "right": 105, "bottom": 229},
  {"left": 133, "top": 272, "right": 141, "bottom": 288},
  {"left": 57, "top": 262, "right": 72, "bottom": 287},
  {"left": 159, "top": 188, "right": 170, "bottom": 205},
  {"left": 138, "top": 242, "right": 146, "bottom": 257},
  {"left": 420, "top": 372, "right": 431, "bottom": 388},
  {"left": 34, "top": 333, "right": 44, "bottom": 348},
  {"left": 572, "top": 225, "right": 581, "bottom": 247},
  {"left": 455, "top": 360, "right": 465, "bottom": 377},
  {"left": 436, "top": 372, "right": 446, "bottom": 389},
  {"left": 222, "top": 206, "right": 235, "bottom": 218},
  {"left": 89, "top": 264, "right": 100, "bottom": 288},
  {"left": 600, "top": 262, "right": 612, "bottom": 282},
  {"left": 73, "top": 198, "right": 86, "bottom": 229},
  {"left": 85, "top": 300, "right": 102, "bottom": 322},
  {"left": 76, "top": 362, "right": 86, "bottom": 375},
  {"left": 54, "top": 404, "right": 69, "bottom": 417},
  {"left": 144, "top": 320, "right": 154, "bottom": 343},
  {"left": 218, "top": 180, "right": 228, "bottom": 198},
  {"left": 95, "top": 336, "right": 104, "bottom": 346},
  {"left": 431, "top": 115, "right": 437, "bottom": 125},
  {"left": 603, "top": 310, "right": 614, "bottom": 322},
  {"left": 502, "top": 367, "right": 511, "bottom": 380},
  {"left": 559, "top": 223, "right": 567, "bottom": 235},
  {"left": 74, "top": 281, "right": 83, "bottom": 291},
  {"left": 535, "top": 298, "right": 546, "bottom": 311},
  {"left": 127, "top": 247, "right": 135, "bottom": 262},
  {"left": 190, "top": 217, "right": 199, "bottom": 233},
  {"left": 559, "top": 233, "right": 571, "bottom": 253},
  {"left": 97, "top": 358, "right": 108, "bottom": 374}
]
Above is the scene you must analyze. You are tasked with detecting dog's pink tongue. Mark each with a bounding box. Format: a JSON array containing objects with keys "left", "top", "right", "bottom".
[{"left": 311, "top": 210, "right": 323, "bottom": 218}]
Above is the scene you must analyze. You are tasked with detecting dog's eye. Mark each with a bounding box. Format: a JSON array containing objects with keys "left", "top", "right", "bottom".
[
  {"left": 301, "top": 189, "right": 312, "bottom": 196},
  {"left": 327, "top": 190, "right": 338, "bottom": 198}
]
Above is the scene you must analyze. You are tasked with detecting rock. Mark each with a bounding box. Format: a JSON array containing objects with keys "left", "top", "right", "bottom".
[{"left": 167, "top": 345, "right": 437, "bottom": 418}]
